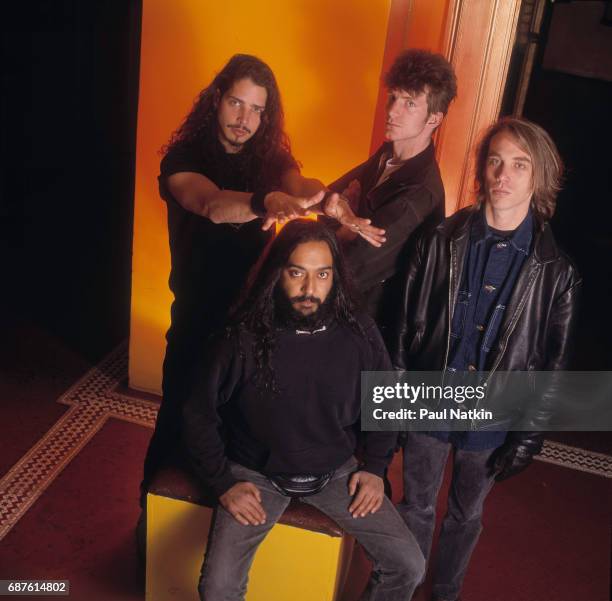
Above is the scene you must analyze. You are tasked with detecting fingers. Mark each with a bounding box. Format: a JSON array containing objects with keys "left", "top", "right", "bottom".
[
  {"left": 233, "top": 496, "right": 265, "bottom": 526},
  {"left": 246, "top": 482, "right": 262, "bottom": 503},
  {"left": 302, "top": 189, "right": 326, "bottom": 208},
  {"left": 232, "top": 501, "right": 266, "bottom": 526},
  {"left": 349, "top": 487, "right": 384, "bottom": 517},
  {"left": 222, "top": 484, "right": 267, "bottom": 526},
  {"left": 358, "top": 226, "right": 386, "bottom": 247},
  {"left": 349, "top": 487, "right": 373, "bottom": 517},
  {"left": 348, "top": 221, "right": 386, "bottom": 247},
  {"left": 261, "top": 215, "right": 276, "bottom": 231},
  {"left": 347, "top": 472, "right": 385, "bottom": 517}
]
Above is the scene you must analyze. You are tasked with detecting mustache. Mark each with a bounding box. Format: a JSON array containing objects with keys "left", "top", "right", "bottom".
[
  {"left": 228, "top": 124, "right": 252, "bottom": 134},
  {"left": 290, "top": 295, "right": 321, "bottom": 305}
]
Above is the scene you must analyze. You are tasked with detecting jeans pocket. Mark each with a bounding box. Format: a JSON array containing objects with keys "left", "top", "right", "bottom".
[{"left": 482, "top": 304, "right": 506, "bottom": 352}]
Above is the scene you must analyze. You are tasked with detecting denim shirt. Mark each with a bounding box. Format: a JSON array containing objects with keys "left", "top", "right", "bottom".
[{"left": 430, "top": 208, "right": 533, "bottom": 450}]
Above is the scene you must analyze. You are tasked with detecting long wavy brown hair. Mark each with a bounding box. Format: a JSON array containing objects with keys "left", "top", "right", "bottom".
[{"left": 163, "top": 54, "right": 293, "bottom": 189}]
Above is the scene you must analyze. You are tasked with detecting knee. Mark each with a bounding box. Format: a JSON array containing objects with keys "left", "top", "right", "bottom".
[
  {"left": 199, "top": 551, "right": 246, "bottom": 601},
  {"left": 380, "top": 536, "right": 426, "bottom": 584},
  {"left": 199, "top": 570, "right": 244, "bottom": 601}
]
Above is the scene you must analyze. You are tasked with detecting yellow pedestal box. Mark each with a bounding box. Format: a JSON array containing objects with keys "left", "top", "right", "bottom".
[{"left": 146, "top": 491, "right": 354, "bottom": 601}]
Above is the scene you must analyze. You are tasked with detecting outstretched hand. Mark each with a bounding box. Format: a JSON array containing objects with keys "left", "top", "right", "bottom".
[
  {"left": 261, "top": 190, "right": 324, "bottom": 231},
  {"left": 324, "top": 193, "right": 386, "bottom": 247}
]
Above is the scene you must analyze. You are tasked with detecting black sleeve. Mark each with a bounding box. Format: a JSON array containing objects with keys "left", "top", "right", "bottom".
[
  {"left": 160, "top": 143, "right": 203, "bottom": 179},
  {"left": 182, "top": 332, "right": 243, "bottom": 498},
  {"left": 327, "top": 159, "right": 369, "bottom": 194},
  {"left": 344, "top": 186, "right": 440, "bottom": 293},
  {"left": 520, "top": 267, "right": 582, "bottom": 432},
  {"left": 390, "top": 232, "right": 427, "bottom": 370},
  {"left": 158, "top": 142, "right": 204, "bottom": 205},
  {"left": 359, "top": 317, "right": 397, "bottom": 476}
]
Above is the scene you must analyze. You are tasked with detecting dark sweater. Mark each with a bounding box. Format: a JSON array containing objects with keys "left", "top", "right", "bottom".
[{"left": 183, "top": 315, "right": 395, "bottom": 497}]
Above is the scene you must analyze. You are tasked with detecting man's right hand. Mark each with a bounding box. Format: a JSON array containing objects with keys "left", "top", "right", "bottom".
[
  {"left": 219, "top": 482, "right": 267, "bottom": 526},
  {"left": 261, "top": 190, "right": 324, "bottom": 231}
]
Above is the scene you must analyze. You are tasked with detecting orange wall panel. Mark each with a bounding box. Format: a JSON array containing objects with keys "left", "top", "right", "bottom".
[{"left": 129, "top": 0, "right": 393, "bottom": 393}]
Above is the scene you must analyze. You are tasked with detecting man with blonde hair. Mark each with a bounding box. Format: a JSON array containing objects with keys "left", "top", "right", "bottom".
[{"left": 393, "top": 117, "right": 581, "bottom": 601}]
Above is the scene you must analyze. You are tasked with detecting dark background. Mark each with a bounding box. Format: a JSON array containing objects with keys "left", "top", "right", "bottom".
[
  {"left": 0, "top": 0, "right": 610, "bottom": 368},
  {"left": 1, "top": 1, "right": 141, "bottom": 362}
]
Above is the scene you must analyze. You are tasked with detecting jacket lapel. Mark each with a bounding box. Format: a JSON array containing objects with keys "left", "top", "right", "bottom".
[{"left": 487, "top": 223, "right": 558, "bottom": 370}]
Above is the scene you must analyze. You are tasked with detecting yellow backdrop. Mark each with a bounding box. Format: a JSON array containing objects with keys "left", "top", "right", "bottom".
[{"left": 129, "top": 0, "right": 397, "bottom": 393}]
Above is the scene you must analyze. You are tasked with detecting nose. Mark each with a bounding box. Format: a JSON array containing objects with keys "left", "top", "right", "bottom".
[
  {"left": 495, "top": 162, "right": 510, "bottom": 181},
  {"left": 301, "top": 274, "right": 315, "bottom": 296},
  {"left": 387, "top": 97, "right": 401, "bottom": 118},
  {"left": 237, "top": 104, "right": 251, "bottom": 126}
]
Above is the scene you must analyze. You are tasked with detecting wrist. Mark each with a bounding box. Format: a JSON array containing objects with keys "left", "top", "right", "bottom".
[
  {"left": 321, "top": 190, "right": 335, "bottom": 215},
  {"left": 250, "top": 190, "right": 268, "bottom": 217}
]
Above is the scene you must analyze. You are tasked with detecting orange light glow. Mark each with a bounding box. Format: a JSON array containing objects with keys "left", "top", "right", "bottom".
[{"left": 129, "top": 0, "right": 394, "bottom": 393}]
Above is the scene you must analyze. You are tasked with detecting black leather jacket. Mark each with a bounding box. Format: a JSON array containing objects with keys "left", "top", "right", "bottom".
[{"left": 392, "top": 207, "right": 582, "bottom": 433}]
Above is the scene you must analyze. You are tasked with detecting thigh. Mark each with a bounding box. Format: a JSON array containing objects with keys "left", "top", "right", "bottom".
[
  {"left": 403, "top": 433, "right": 451, "bottom": 503},
  {"left": 202, "top": 462, "right": 291, "bottom": 579},
  {"left": 448, "top": 447, "right": 496, "bottom": 520},
  {"left": 303, "top": 459, "right": 422, "bottom": 565}
]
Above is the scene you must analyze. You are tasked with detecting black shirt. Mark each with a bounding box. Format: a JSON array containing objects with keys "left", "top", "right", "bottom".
[
  {"left": 159, "top": 138, "right": 298, "bottom": 332},
  {"left": 183, "top": 315, "right": 396, "bottom": 497},
  {"left": 329, "top": 142, "right": 444, "bottom": 331}
]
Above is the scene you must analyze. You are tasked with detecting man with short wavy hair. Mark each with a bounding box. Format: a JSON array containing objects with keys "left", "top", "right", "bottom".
[
  {"left": 393, "top": 117, "right": 581, "bottom": 601},
  {"left": 329, "top": 48, "right": 457, "bottom": 343}
]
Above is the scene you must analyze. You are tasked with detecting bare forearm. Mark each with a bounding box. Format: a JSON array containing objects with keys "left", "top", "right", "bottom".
[
  {"left": 205, "top": 190, "right": 258, "bottom": 223},
  {"left": 167, "top": 172, "right": 258, "bottom": 224}
]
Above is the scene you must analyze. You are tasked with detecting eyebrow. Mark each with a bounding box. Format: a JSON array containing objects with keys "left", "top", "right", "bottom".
[
  {"left": 287, "top": 263, "right": 333, "bottom": 271},
  {"left": 227, "top": 95, "right": 265, "bottom": 111},
  {"left": 488, "top": 152, "right": 531, "bottom": 162}
]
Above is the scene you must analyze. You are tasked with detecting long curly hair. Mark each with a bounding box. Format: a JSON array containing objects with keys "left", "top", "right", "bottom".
[
  {"left": 163, "top": 54, "right": 292, "bottom": 189},
  {"left": 229, "top": 219, "right": 364, "bottom": 393}
]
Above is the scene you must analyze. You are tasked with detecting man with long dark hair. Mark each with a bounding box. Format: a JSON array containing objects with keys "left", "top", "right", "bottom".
[
  {"left": 393, "top": 117, "right": 581, "bottom": 601},
  {"left": 183, "top": 219, "right": 424, "bottom": 601},
  {"left": 142, "top": 54, "right": 381, "bottom": 491}
]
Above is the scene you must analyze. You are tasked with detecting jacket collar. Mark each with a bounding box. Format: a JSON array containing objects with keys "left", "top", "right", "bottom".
[
  {"left": 471, "top": 208, "right": 533, "bottom": 256},
  {"left": 371, "top": 141, "right": 437, "bottom": 188},
  {"left": 440, "top": 206, "right": 559, "bottom": 264}
]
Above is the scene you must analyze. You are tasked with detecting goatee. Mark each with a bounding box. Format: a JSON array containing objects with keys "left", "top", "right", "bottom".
[{"left": 274, "top": 287, "right": 334, "bottom": 331}]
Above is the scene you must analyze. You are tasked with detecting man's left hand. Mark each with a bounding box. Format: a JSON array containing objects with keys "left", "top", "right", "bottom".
[
  {"left": 324, "top": 193, "right": 386, "bottom": 247},
  {"left": 347, "top": 471, "right": 384, "bottom": 517},
  {"left": 488, "top": 442, "right": 534, "bottom": 481}
]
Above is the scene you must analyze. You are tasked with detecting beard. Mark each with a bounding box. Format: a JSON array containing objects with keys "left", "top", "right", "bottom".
[{"left": 274, "top": 286, "right": 335, "bottom": 332}]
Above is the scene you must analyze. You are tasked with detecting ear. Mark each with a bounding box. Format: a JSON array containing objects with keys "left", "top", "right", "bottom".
[{"left": 427, "top": 111, "right": 443, "bottom": 128}]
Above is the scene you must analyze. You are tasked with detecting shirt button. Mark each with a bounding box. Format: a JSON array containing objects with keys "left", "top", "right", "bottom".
[
  {"left": 496, "top": 242, "right": 508, "bottom": 249},
  {"left": 468, "top": 364, "right": 477, "bottom": 371},
  {"left": 476, "top": 324, "right": 485, "bottom": 331},
  {"left": 484, "top": 284, "right": 496, "bottom": 293}
]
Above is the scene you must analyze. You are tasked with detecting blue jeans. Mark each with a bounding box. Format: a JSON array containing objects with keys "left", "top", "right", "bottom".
[
  {"left": 199, "top": 457, "right": 425, "bottom": 601},
  {"left": 396, "top": 433, "right": 495, "bottom": 601}
]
